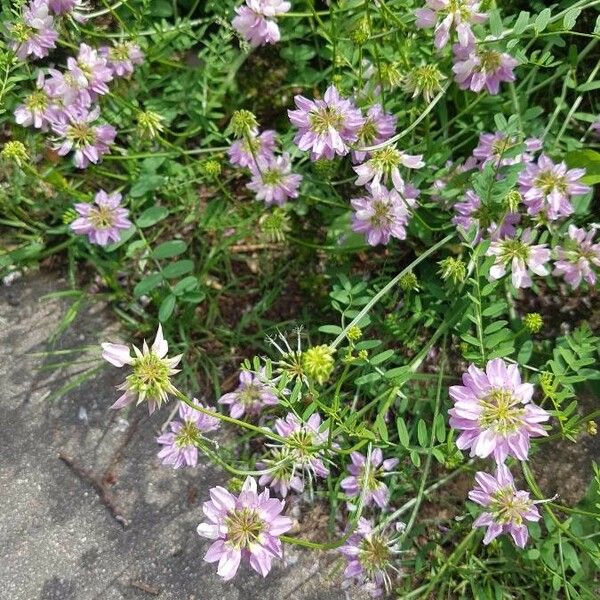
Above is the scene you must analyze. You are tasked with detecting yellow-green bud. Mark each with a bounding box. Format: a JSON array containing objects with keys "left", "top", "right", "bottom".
[
  {"left": 349, "top": 19, "right": 370, "bottom": 45},
  {"left": 539, "top": 372, "right": 555, "bottom": 398},
  {"left": 199, "top": 158, "right": 222, "bottom": 179},
  {"left": 358, "top": 349, "right": 368, "bottom": 361},
  {"left": 136, "top": 110, "right": 164, "bottom": 140},
  {"left": 227, "top": 477, "right": 244, "bottom": 494},
  {"left": 62, "top": 208, "right": 78, "bottom": 225},
  {"left": 347, "top": 326, "right": 362, "bottom": 342},
  {"left": 259, "top": 208, "right": 290, "bottom": 242},
  {"left": 523, "top": 312, "right": 543, "bottom": 334},
  {"left": 1, "top": 140, "right": 28, "bottom": 166},
  {"left": 438, "top": 256, "right": 467, "bottom": 285},
  {"left": 399, "top": 271, "right": 419, "bottom": 292},
  {"left": 587, "top": 421, "right": 597, "bottom": 436},
  {"left": 379, "top": 62, "right": 403, "bottom": 89},
  {"left": 312, "top": 158, "right": 338, "bottom": 179},
  {"left": 404, "top": 64, "right": 446, "bottom": 102},
  {"left": 302, "top": 345, "right": 335, "bottom": 385},
  {"left": 505, "top": 190, "right": 522, "bottom": 213},
  {"left": 228, "top": 109, "right": 258, "bottom": 138}
]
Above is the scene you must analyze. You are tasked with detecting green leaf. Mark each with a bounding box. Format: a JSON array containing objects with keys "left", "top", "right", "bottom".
[
  {"left": 417, "top": 419, "right": 428, "bottom": 447},
  {"left": 163, "top": 260, "right": 194, "bottom": 278},
  {"left": 159, "top": 294, "right": 176, "bottom": 321},
  {"left": 489, "top": 9, "right": 503, "bottom": 37},
  {"left": 563, "top": 8, "right": 581, "bottom": 31},
  {"left": 134, "top": 273, "right": 163, "bottom": 297},
  {"left": 397, "top": 418, "right": 410, "bottom": 448},
  {"left": 105, "top": 226, "right": 136, "bottom": 252},
  {"left": 513, "top": 11, "right": 530, "bottom": 35},
  {"left": 136, "top": 206, "right": 169, "bottom": 228},
  {"left": 435, "top": 413, "right": 446, "bottom": 443},
  {"left": 370, "top": 349, "right": 395, "bottom": 365},
  {"left": 375, "top": 414, "right": 389, "bottom": 442},
  {"left": 152, "top": 240, "right": 187, "bottom": 259},
  {"left": 518, "top": 340, "right": 533, "bottom": 364},
  {"left": 130, "top": 174, "right": 165, "bottom": 197},
  {"left": 410, "top": 450, "right": 421, "bottom": 467},
  {"left": 318, "top": 324, "right": 343, "bottom": 335},
  {"left": 173, "top": 276, "right": 198, "bottom": 295},
  {"left": 534, "top": 8, "right": 552, "bottom": 33}
]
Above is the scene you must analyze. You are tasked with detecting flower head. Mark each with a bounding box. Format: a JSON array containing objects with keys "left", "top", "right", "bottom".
[
  {"left": 518, "top": 154, "right": 591, "bottom": 221},
  {"left": 8, "top": 0, "right": 58, "bottom": 60},
  {"left": 99, "top": 41, "right": 144, "bottom": 77},
  {"left": 473, "top": 132, "right": 540, "bottom": 168},
  {"left": 352, "top": 104, "right": 396, "bottom": 164},
  {"left": 469, "top": 465, "right": 541, "bottom": 547},
  {"left": 452, "top": 189, "right": 520, "bottom": 242},
  {"left": 523, "top": 313, "right": 543, "bottom": 334},
  {"left": 414, "top": 0, "right": 487, "bottom": 49},
  {"left": 157, "top": 399, "right": 220, "bottom": 468},
  {"left": 51, "top": 105, "right": 116, "bottom": 168},
  {"left": 354, "top": 145, "right": 424, "bottom": 193},
  {"left": 553, "top": 225, "right": 600, "bottom": 288},
  {"left": 197, "top": 476, "right": 293, "bottom": 580},
  {"left": 449, "top": 358, "right": 550, "bottom": 463},
  {"left": 247, "top": 153, "right": 302, "bottom": 206},
  {"left": 70, "top": 43, "right": 113, "bottom": 97},
  {"left": 273, "top": 412, "right": 330, "bottom": 481},
  {"left": 487, "top": 228, "right": 551, "bottom": 288},
  {"left": 288, "top": 85, "right": 365, "bottom": 160},
  {"left": 14, "top": 71, "right": 55, "bottom": 130},
  {"left": 351, "top": 185, "right": 415, "bottom": 246},
  {"left": 218, "top": 370, "right": 278, "bottom": 418},
  {"left": 341, "top": 449, "right": 398, "bottom": 508},
  {"left": 136, "top": 109, "right": 164, "bottom": 139},
  {"left": 257, "top": 446, "right": 304, "bottom": 497},
  {"left": 228, "top": 129, "right": 277, "bottom": 168},
  {"left": 452, "top": 43, "right": 517, "bottom": 95},
  {"left": 101, "top": 325, "right": 182, "bottom": 414},
  {"left": 340, "top": 517, "right": 403, "bottom": 597},
  {"left": 232, "top": 0, "right": 290, "bottom": 47},
  {"left": 71, "top": 190, "right": 131, "bottom": 246}
]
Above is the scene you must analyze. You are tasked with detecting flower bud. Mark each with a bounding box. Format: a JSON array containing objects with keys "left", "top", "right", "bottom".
[
  {"left": 523, "top": 312, "right": 543, "bottom": 333},
  {"left": 1, "top": 140, "right": 28, "bottom": 166},
  {"left": 438, "top": 256, "right": 467, "bottom": 285},
  {"left": 399, "top": 271, "right": 419, "bottom": 292},
  {"left": 302, "top": 345, "right": 335, "bottom": 385},
  {"left": 136, "top": 109, "right": 164, "bottom": 140},
  {"left": 199, "top": 158, "right": 222, "bottom": 179},
  {"left": 228, "top": 109, "right": 258, "bottom": 138},
  {"left": 404, "top": 64, "right": 446, "bottom": 101},
  {"left": 349, "top": 19, "right": 370, "bottom": 45},
  {"left": 347, "top": 325, "right": 362, "bottom": 342}
]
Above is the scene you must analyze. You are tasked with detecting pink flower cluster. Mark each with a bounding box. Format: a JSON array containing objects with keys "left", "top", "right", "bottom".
[
  {"left": 227, "top": 122, "right": 303, "bottom": 206},
  {"left": 449, "top": 358, "right": 550, "bottom": 547},
  {"left": 13, "top": 38, "right": 143, "bottom": 168},
  {"left": 232, "top": 0, "right": 290, "bottom": 47}
]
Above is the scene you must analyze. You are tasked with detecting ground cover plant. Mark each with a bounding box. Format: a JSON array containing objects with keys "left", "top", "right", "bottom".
[{"left": 1, "top": 0, "right": 600, "bottom": 597}]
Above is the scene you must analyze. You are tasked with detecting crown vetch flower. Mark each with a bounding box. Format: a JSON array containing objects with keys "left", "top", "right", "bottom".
[
  {"left": 469, "top": 464, "right": 541, "bottom": 548},
  {"left": 232, "top": 0, "right": 290, "bottom": 47},
  {"left": 246, "top": 153, "right": 302, "bottom": 206},
  {"left": 257, "top": 447, "right": 304, "bottom": 497},
  {"left": 449, "top": 358, "right": 549, "bottom": 463},
  {"left": 487, "top": 228, "right": 551, "bottom": 288},
  {"left": 352, "top": 104, "right": 396, "bottom": 164},
  {"left": 218, "top": 370, "right": 278, "bottom": 418},
  {"left": 553, "top": 225, "right": 600, "bottom": 289},
  {"left": 273, "top": 412, "right": 330, "bottom": 480},
  {"left": 452, "top": 189, "right": 520, "bottom": 242},
  {"left": 197, "top": 476, "right": 293, "bottom": 580},
  {"left": 71, "top": 190, "right": 131, "bottom": 246},
  {"left": 351, "top": 185, "right": 415, "bottom": 246},
  {"left": 45, "top": 65, "right": 92, "bottom": 110},
  {"left": 354, "top": 145, "right": 424, "bottom": 193},
  {"left": 51, "top": 105, "right": 116, "bottom": 168},
  {"left": 518, "top": 154, "right": 591, "bottom": 221},
  {"left": 415, "top": 0, "right": 487, "bottom": 49},
  {"left": 102, "top": 324, "right": 182, "bottom": 414},
  {"left": 452, "top": 43, "right": 517, "bottom": 95},
  {"left": 228, "top": 129, "right": 277, "bottom": 167},
  {"left": 70, "top": 43, "right": 113, "bottom": 97},
  {"left": 8, "top": 0, "right": 59, "bottom": 60},
  {"left": 157, "top": 399, "right": 220, "bottom": 469},
  {"left": 340, "top": 517, "right": 403, "bottom": 597},
  {"left": 99, "top": 41, "right": 144, "bottom": 77},
  {"left": 341, "top": 449, "right": 398, "bottom": 508},
  {"left": 14, "top": 71, "right": 54, "bottom": 130},
  {"left": 288, "top": 85, "right": 365, "bottom": 160},
  {"left": 472, "top": 132, "right": 541, "bottom": 168}
]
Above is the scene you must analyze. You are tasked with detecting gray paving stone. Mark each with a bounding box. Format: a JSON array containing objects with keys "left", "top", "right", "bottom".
[{"left": 0, "top": 273, "right": 364, "bottom": 600}]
